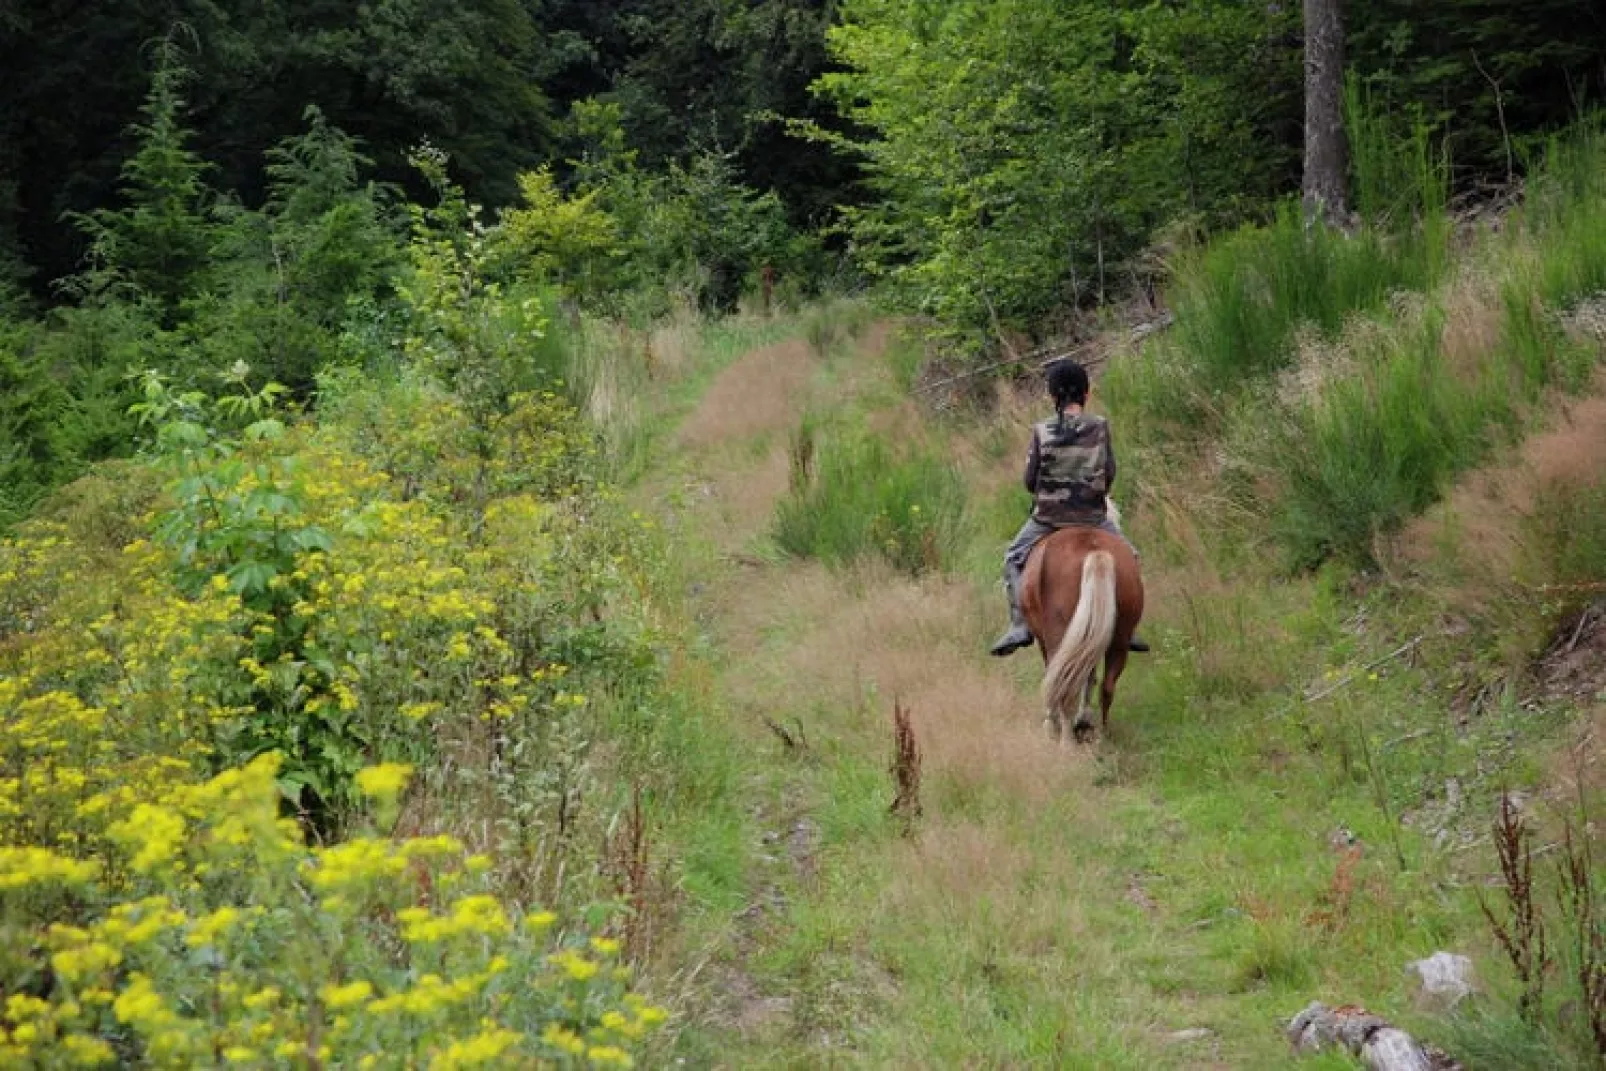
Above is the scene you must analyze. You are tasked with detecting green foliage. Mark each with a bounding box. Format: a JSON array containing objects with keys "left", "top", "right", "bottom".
[
  {"left": 594, "top": 146, "right": 806, "bottom": 315},
  {"left": 400, "top": 145, "right": 552, "bottom": 422},
  {"left": 131, "top": 368, "right": 322, "bottom": 604},
  {"left": 1272, "top": 314, "right": 1504, "bottom": 568},
  {"left": 68, "top": 40, "right": 216, "bottom": 319},
  {"left": 198, "top": 107, "right": 402, "bottom": 393},
  {"left": 773, "top": 420, "right": 966, "bottom": 575},
  {"left": 1348, "top": 0, "right": 1606, "bottom": 178},
  {"left": 3, "top": 0, "right": 562, "bottom": 286},
  {"left": 500, "top": 167, "right": 620, "bottom": 302},
  {"left": 0, "top": 326, "right": 73, "bottom": 527},
  {"left": 1170, "top": 204, "right": 1447, "bottom": 393},
  {"left": 818, "top": 0, "right": 1298, "bottom": 339},
  {"left": 130, "top": 368, "right": 360, "bottom": 817}
]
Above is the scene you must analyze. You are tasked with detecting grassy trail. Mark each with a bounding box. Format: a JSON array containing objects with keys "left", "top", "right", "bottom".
[{"left": 629, "top": 314, "right": 1568, "bottom": 1068}]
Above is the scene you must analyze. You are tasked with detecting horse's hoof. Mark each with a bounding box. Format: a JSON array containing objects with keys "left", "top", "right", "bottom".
[{"left": 1072, "top": 719, "right": 1096, "bottom": 745}]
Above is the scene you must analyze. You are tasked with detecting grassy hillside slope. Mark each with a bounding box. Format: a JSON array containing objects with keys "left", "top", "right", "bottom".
[{"left": 615, "top": 140, "right": 1606, "bottom": 1068}]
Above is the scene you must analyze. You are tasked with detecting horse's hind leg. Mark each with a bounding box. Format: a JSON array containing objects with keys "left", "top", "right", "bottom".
[
  {"left": 1100, "top": 648, "right": 1130, "bottom": 734},
  {"left": 1071, "top": 670, "right": 1098, "bottom": 743}
]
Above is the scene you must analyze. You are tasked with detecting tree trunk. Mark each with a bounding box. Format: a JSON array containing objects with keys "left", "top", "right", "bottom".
[{"left": 1302, "top": 0, "right": 1348, "bottom": 226}]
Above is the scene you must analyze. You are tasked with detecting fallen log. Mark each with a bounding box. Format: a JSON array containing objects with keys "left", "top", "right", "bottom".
[{"left": 1286, "top": 1002, "right": 1460, "bottom": 1071}]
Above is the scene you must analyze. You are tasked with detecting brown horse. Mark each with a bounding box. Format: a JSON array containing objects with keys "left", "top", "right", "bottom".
[{"left": 1020, "top": 527, "right": 1145, "bottom": 743}]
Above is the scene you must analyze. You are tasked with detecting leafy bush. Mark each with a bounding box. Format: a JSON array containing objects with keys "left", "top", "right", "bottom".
[
  {"left": 0, "top": 755, "right": 664, "bottom": 1067},
  {"left": 498, "top": 168, "right": 620, "bottom": 304},
  {"left": 773, "top": 421, "right": 966, "bottom": 574},
  {"left": 0, "top": 349, "right": 671, "bottom": 1063}
]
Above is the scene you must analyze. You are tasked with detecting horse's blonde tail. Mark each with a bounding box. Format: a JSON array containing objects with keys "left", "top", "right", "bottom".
[{"left": 1041, "top": 550, "right": 1117, "bottom": 720}]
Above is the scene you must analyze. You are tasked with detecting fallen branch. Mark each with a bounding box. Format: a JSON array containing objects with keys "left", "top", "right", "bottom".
[
  {"left": 1303, "top": 637, "right": 1424, "bottom": 705},
  {"left": 1287, "top": 1002, "right": 1459, "bottom": 1070},
  {"left": 1264, "top": 636, "right": 1426, "bottom": 725},
  {"left": 914, "top": 314, "right": 1173, "bottom": 396},
  {"left": 760, "top": 715, "right": 807, "bottom": 752}
]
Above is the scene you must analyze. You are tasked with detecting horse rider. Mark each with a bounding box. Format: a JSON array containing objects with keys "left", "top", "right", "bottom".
[{"left": 990, "top": 358, "right": 1150, "bottom": 657}]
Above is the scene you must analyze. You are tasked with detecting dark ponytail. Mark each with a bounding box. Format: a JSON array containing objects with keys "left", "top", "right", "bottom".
[{"left": 1045, "top": 359, "right": 1089, "bottom": 430}]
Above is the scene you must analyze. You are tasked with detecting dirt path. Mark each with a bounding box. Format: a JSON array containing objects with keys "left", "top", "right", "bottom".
[{"left": 643, "top": 323, "right": 1201, "bottom": 1066}]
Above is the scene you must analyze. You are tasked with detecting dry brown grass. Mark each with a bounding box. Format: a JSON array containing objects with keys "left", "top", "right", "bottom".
[
  {"left": 1390, "top": 374, "right": 1606, "bottom": 582},
  {"left": 676, "top": 338, "right": 817, "bottom": 450},
  {"left": 1438, "top": 271, "right": 1507, "bottom": 385},
  {"left": 645, "top": 305, "right": 701, "bottom": 381},
  {"left": 709, "top": 558, "right": 1093, "bottom": 809}
]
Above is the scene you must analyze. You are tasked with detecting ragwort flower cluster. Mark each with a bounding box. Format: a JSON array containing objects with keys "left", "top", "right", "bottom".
[{"left": 1, "top": 378, "right": 671, "bottom": 1066}]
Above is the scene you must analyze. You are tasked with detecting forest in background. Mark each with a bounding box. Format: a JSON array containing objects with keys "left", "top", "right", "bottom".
[{"left": 5, "top": 1, "right": 1606, "bottom": 524}]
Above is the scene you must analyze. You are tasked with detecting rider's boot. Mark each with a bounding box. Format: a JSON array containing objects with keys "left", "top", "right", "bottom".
[
  {"left": 1128, "top": 634, "right": 1151, "bottom": 652},
  {"left": 989, "top": 560, "right": 1034, "bottom": 657}
]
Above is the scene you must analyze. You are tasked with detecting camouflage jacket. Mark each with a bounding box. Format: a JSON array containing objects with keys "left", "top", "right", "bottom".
[{"left": 1024, "top": 411, "right": 1115, "bottom": 526}]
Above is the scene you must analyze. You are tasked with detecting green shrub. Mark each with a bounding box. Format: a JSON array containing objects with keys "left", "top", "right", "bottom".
[
  {"left": 774, "top": 421, "right": 966, "bottom": 575},
  {"left": 1170, "top": 202, "right": 1444, "bottom": 393},
  {"left": 1273, "top": 314, "right": 1505, "bottom": 567}
]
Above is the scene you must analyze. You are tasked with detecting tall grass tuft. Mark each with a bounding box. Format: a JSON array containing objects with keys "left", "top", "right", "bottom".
[
  {"left": 1168, "top": 203, "right": 1445, "bottom": 391},
  {"left": 1272, "top": 312, "right": 1506, "bottom": 567},
  {"left": 1523, "top": 479, "right": 1606, "bottom": 615},
  {"left": 773, "top": 422, "right": 966, "bottom": 575},
  {"left": 1346, "top": 76, "right": 1451, "bottom": 239},
  {"left": 1520, "top": 120, "right": 1606, "bottom": 310}
]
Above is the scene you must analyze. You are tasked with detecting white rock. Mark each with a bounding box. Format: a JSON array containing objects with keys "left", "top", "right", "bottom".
[{"left": 1407, "top": 951, "right": 1476, "bottom": 1007}]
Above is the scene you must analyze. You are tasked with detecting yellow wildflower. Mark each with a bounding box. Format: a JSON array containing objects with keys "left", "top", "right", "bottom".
[
  {"left": 451, "top": 895, "right": 510, "bottom": 936},
  {"left": 0, "top": 846, "right": 101, "bottom": 890},
  {"left": 549, "top": 950, "right": 599, "bottom": 982},
  {"left": 108, "top": 803, "right": 186, "bottom": 874},
  {"left": 321, "top": 980, "right": 375, "bottom": 1010},
  {"left": 50, "top": 942, "right": 122, "bottom": 983},
  {"left": 431, "top": 1025, "right": 522, "bottom": 1068},
  {"left": 242, "top": 987, "right": 280, "bottom": 1011},
  {"left": 354, "top": 762, "right": 413, "bottom": 800},
  {"left": 541, "top": 1024, "right": 586, "bottom": 1056},
  {"left": 61, "top": 1033, "right": 115, "bottom": 1066},
  {"left": 185, "top": 906, "right": 243, "bottom": 948}
]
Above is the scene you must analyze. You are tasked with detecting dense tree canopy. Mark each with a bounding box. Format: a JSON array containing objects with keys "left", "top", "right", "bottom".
[
  {"left": 0, "top": 0, "right": 853, "bottom": 292},
  {"left": 816, "top": 0, "right": 1606, "bottom": 337},
  {"left": 5, "top": 0, "right": 1603, "bottom": 306}
]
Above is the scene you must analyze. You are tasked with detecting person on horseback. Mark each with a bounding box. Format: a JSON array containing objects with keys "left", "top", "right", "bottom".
[{"left": 990, "top": 358, "right": 1149, "bottom": 657}]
